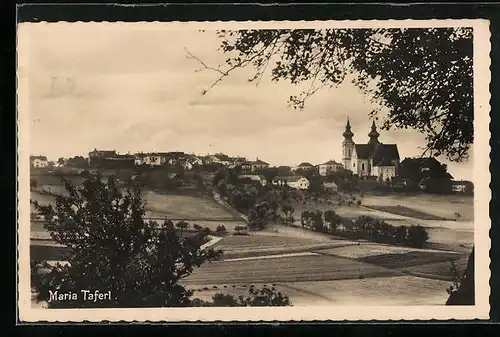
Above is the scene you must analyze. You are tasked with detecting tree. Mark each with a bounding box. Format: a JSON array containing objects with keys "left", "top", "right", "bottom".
[
  {"left": 446, "top": 247, "right": 475, "bottom": 305},
  {"left": 31, "top": 172, "right": 222, "bottom": 308},
  {"left": 30, "top": 178, "right": 38, "bottom": 190},
  {"left": 324, "top": 210, "right": 342, "bottom": 233},
  {"left": 407, "top": 225, "right": 430, "bottom": 248},
  {"left": 189, "top": 28, "right": 472, "bottom": 162},
  {"left": 248, "top": 201, "right": 270, "bottom": 230},
  {"left": 193, "top": 224, "right": 203, "bottom": 232},
  {"left": 281, "top": 204, "right": 295, "bottom": 218},
  {"left": 57, "top": 157, "right": 65, "bottom": 166},
  {"left": 175, "top": 220, "right": 190, "bottom": 236},
  {"left": 311, "top": 210, "right": 324, "bottom": 232},
  {"left": 65, "top": 156, "right": 89, "bottom": 168},
  {"left": 215, "top": 224, "right": 227, "bottom": 234},
  {"left": 238, "top": 285, "right": 292, "bottom": 307}
]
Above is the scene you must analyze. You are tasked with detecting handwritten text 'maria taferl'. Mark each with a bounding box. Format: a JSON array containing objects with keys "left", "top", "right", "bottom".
[{"left": 48, "top": 290, "right": 112, "bottom": 303}]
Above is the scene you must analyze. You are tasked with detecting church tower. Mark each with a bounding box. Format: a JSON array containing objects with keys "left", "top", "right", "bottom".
[
  {"left": 342, "top": 118, "right": 355, "bottom": 170},
  {"left": 368, "top": 120, "right": 380, "bottom": 146}
]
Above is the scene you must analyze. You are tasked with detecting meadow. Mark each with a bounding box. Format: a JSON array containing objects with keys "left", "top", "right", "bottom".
[
  {"left": 185, "top": 275, "right": 451, "bottom": 306},
  {"left": 212, "top": 234, "right": 354, "bottom": 259},
  {"left": 362, "top": 193, "right": 474, "bottom": 221},
  {"left": 30, "top": 183, "right": 245, "bottom": 237}
]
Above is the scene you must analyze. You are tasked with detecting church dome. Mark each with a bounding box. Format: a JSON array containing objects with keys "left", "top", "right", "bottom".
[
  {"left": 368, "top": 120, "right": 380, "bottom": 145},
  {"left": 343, "top": 119, "right": 354, "bottom": 138}
]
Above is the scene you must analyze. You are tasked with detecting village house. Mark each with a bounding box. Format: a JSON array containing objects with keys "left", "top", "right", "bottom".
[
  {"left": 134, "top": 152, "right": 166, "bottom": 166},
  {"left": 322, "top": 181, "right": 339, "bottom": 193},
  {"left": 239, "top": 161, "right": 253, "bottom": 171},
  {"left": 88, "top": 149, "right": 134, "bottom": 168},
  {"left": 134, "top": 153, "right": 147, "bottom": 166},
  {"left": 342, "top": 119, "right": 400, "bottom": 182},
  {"left": 30, "top": 155, "right": 49, "bottom": 168},
  {"left": 162, "top": 152, "right": 186, "bottom": 166},
  {"left": 318, "top": 160, "right": 344, "bottom": 176},
  {"left": 250, "top": 158, "right": 270, "bottom": 171},
  {"left": 206, "top": 153, "right": 233, "bottom": 166},
  {"left": 229, "top": 157, "right": 248, "bottom": 169},
  {"left": 89, "top": 149, "right": 117, "bottom": 166},
  {"left": 182, "top": 155, "right": 203, "bottom": 170},
  {"left": 451, "top": 180, "right": 474, "bottom": 194},
  {"left": 239, "top": 174, "right": 268, "bottom": 186},
  {"left": 272, "top": 176, "right": 310, "bottom": 190},
  {"left": 292, "top": 162, "right": 316, "bottom": 173}
]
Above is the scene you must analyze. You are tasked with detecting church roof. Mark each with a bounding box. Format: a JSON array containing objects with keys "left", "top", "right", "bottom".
[
  {"left": 355, "top": 143, "right": 399, "bottom": 166},
  {"left": 354, "top": 144, "right": 374, "bottom": 159}
]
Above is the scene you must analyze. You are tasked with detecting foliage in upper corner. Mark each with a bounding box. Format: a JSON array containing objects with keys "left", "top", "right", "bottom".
[
  {"left": 30, "top": 171, "right": 222, "bottom": 308},
  {"left": 188, "top": 28, "right": 473, "bottom": 162}
]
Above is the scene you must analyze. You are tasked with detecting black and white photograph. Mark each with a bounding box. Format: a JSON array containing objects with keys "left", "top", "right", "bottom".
[{"left": 17, "top": 20, "right": 491, "bottom": 321}]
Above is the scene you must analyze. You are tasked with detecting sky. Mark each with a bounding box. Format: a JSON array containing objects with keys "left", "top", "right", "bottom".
[{"left": 19, "top": 23, "right": 473, "bottom": 180}]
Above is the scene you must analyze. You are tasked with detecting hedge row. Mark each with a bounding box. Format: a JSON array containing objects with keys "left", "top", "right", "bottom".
[{"left": 300, "top": 211, "right": 430, "bottom": 248}]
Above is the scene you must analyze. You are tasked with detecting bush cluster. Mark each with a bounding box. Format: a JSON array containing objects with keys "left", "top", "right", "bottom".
[{"left": 300, "top": 211, "right": 429, "bottom": 248}]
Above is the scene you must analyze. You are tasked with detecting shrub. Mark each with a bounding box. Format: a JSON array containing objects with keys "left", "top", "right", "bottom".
[
  {"left": 394, "top": 225, "right": 408, "bottom": 243},
  {"left": 234, "top": 225, "right": 248, "bottom": 235},
  {"left": 216, "top": 224, "right": 227, "bottom": 234},
  {"left": 407, "top": 225, "right": 430, "bottom": 248},
  {"left": 211, "top": 293, "right": 240, "bottom": 307},
  {"left": 195, "top": 285, "right": 292, "bottom": 307}
]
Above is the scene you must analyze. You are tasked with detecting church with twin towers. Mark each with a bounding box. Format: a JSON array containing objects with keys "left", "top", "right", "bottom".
[{"left": 342, "top": 119, "right": 401, "bottom": 182}]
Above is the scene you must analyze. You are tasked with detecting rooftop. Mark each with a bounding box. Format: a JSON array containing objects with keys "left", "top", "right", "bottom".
[
  {"left": 319, "top": 160, "right": 342, "bottom": 166},
  {"left": 30, "top": 155, "right": 48, "bottom": 161}
]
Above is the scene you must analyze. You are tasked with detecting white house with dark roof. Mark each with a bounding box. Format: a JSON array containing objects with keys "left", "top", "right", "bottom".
[
  {"left": 30, "top": 155, "right": 49, "bottom": 168},
  {"left": 272, "top": 175, "right": 310, "bottom": 190},
  {"left": 207, "top": 153, "right": 233, "bottom": 166},
  {"left": 292, "top": 162, "right": 316, "bottom": 172},
  {"left": 182, "top": 155, "right": 203, "bottom": 170},
  {"left": 135, "top": 153, "right": 167, "bottom": 166},
  {"left": 342, "top": 119, "right": 400, "bottom": 181},
  {"left": 250, "top": 158, "right": 269, "bottom": 171},
  {"left": 323, "top": 181, "right": 339, "bottom": 193},
  {"left": 318, "top": 159, "right": 344, "bottom": 176}
]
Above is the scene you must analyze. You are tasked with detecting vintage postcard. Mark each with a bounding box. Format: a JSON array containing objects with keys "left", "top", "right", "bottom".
[{"left": 17, "top": 19, "right": 491, "bottom": 322}]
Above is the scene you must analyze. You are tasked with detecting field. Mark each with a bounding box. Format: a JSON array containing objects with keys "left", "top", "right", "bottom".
[
  {"left": 141, "top": 190, "right": 237, "bottom": 220},
  {"left": 186, "top": 275, "right": 451, "bottom": 306},
  {"left": 362, "top": 193, "right": 474, "bottom": 221},
  {"left": 182, "top": 254, "right": 402, "bottom": 285},
  {"left": 30, "top": 185, "right": 246, "bottom": 237},
  {"left": 212, "top": 234, "right": 355, "bottom": 259},
  {"left": 362, "top": 205, "right": 448, "bottom": 220},
  {"left": 316, "top": 243, "right": 460, "bottom": 260},
  {"left": 288, "top": 201, "right": 387, "bottom": 220}
]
